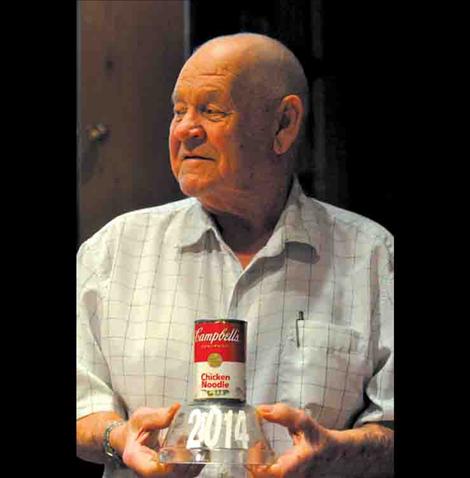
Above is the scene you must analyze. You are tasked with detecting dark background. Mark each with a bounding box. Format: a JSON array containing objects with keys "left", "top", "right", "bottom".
[{"left": 77, "top": 0, "right": 394, "bottom": 475}]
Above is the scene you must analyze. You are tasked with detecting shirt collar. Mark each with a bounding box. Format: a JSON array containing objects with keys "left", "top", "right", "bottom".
[
  {"left": 176, "top": 199, "right": 219, "bottom": 248},
  {"left": 262, "top": 176, "right": 322, "bottom": 256},
  {"left": 176, "top": 176, "right": 323, "bottom": 254}
]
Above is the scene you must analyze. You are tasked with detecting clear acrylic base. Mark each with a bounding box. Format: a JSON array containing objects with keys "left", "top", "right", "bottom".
[{"left": 159, "top": 401, "right": 275, "bottom": 467}]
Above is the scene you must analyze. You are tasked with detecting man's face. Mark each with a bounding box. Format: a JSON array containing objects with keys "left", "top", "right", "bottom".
[{"left": 169, "top": 46, "right": 276, "bottom": 208}]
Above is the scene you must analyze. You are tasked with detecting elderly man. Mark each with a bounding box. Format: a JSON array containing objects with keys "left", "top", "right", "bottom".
[{"left": 77, "top": 33, "right": 394, "bottom": 477}]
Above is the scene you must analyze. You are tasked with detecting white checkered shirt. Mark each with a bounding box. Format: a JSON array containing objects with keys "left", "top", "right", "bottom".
[{"left": 77, "top": 178, "right": 393, "bottom": 476}]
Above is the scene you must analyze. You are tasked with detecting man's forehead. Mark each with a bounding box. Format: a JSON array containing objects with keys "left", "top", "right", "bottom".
[
  {"left": 172, "top": 62, "right": 240, "bottom": 103},
  {"left": 171, "top": 85, "right": 229, "bottom": 103},
  {"left": 171, "top": 42, "right": 260, "bottom": 104},
  {"left": 178, "top": 59, "right": 239, "bottom": 82}
]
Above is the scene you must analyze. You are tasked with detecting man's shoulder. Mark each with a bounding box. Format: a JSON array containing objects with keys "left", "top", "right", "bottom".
[
  {"left": 112, "top": 197, "right": 197, "bottom": 226},
  {"left": 302, "top": 195, "right": 393, "bottom": 248},
  {"left": 80, "top": 197, "right": 197, "bottom": 249}
]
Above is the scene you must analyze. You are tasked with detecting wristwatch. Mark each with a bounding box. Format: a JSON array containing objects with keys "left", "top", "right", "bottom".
[{"left": 103, "top": 420, "right": 126, "bottom": 468}]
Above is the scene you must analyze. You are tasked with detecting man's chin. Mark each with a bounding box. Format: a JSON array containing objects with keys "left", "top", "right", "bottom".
[{"left": 177, "top": 175, "right": 209, "bottom": 199}]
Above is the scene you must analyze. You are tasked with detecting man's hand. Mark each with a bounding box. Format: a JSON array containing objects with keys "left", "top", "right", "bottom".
[
  {"left": 114, "top": 403, "right": 203, "bottom": 477},
  {"left": 248, "top": 403, "right": 393, "bottom": 478},
  {"left": 247, "top": 403, "right": 341, "bottom": 478}
]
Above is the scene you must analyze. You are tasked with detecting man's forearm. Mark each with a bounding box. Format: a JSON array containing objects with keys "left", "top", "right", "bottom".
[
  {"left": 77, "top": 411, "right": 126, "bottom": 464},
  {"left": 324, "top": 422, "right": 394, "bottom": 478}
]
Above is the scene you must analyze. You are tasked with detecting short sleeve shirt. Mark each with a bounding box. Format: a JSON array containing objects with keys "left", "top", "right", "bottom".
[{"left": 77, "top": 178, "right": 394, "bottom": 474}]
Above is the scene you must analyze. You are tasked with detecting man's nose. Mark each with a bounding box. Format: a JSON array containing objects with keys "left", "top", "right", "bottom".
[{"left": 174, "top": 114, "right": 206, "bottom": 149}]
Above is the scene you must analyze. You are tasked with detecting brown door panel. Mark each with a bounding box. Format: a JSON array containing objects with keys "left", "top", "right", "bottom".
[{"left": 79, "top": 0, "right": 186, "bottom": 243}]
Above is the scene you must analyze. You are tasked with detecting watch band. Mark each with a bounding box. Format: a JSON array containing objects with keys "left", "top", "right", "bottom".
[{"left": 103, "top": 420, "right": 126, "bottom": 467}]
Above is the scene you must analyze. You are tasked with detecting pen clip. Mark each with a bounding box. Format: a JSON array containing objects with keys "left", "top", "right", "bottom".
[{"left": 296, "top": 311, "right": 304, "bottom": 347}]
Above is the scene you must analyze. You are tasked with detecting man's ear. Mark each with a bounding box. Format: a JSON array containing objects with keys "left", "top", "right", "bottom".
[{"left": 273, "top": 95, "right": 304, "bottom": 155}]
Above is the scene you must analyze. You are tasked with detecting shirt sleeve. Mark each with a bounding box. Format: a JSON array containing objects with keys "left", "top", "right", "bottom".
[
  {"left": 353, "top": 233, "right": 394, "bottom": 427},
  {"left": 77, "top": 235, "right": 126, "bottom": 420}
]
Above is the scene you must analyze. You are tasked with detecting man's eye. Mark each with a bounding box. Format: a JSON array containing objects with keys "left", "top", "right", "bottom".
[
  {"left": 173, "top": 108, "right": 186, "bottom": 120},
  {"left": 201, "top": 106, "right": 227, "bottom": 119}
]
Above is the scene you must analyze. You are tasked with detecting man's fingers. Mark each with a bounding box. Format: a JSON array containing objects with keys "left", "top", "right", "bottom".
[
  {"left": 247, "top": 464, "right": 281, "bottom": 478},
  {"left": 257, "top": 403, "right": 311, "bottom": 434},
  {"left": 120, "top": 404, "right": 186, "bottom": 477},
  {"left": 131, "top": 403, "right": 181, "bottom": 432},
  {"left": 123, "top": 437, "right": 200, "bottom": 478},
  {"left": 252, "top": 404, "right": 336, "bottom": 477},
  {"left": 246, "top": 440, "right": 273, "bottom": 466},
  {"left": 248, "top": 445, "right": 313, "bottom": 478},
  {"left": 122, "top": 441, "right": 174, "bottom": 477},
  {"left": 169, "top": 464, "right": 205, "bottom": 477},
  {"left": 171, "top": 443, "right": 196, "bottom": 463},
  {"left": 246, "top": 441, "right": 276, "bottom": 477},
  {"left": 274, "top": 445, "right": 313, "bottom": 476}
]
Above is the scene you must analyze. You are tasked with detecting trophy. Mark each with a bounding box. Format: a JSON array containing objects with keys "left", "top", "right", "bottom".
[{"left": 159, "top": 319, "right": 276, "bottom": 477}]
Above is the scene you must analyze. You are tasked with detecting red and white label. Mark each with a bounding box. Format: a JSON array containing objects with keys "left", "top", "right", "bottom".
[{"left": 194, "top": 320, "right": 246, "bottom": 401}]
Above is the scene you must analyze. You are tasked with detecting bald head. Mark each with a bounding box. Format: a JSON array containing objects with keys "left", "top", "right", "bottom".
[{"left": 190, "top": 33, "right": 309, "bottom": 115}]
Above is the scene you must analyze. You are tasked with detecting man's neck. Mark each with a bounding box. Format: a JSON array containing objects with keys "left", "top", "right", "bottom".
[{"left": 206, "top": 178, "right": 293, "bottom": 262}]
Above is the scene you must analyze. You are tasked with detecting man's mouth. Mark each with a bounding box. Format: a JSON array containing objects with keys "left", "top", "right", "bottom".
[{"left": 182, "top": 155, "right": 212, "bottom": 160}]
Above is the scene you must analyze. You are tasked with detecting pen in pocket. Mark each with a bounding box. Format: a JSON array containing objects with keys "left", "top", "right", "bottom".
[{"left": 296, "top": 310, "right": 304, "bottom": 347}]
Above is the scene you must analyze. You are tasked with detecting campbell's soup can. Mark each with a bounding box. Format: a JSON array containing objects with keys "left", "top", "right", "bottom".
[{"left": 194, "top": 319, "right": 246, "bottom": 401}]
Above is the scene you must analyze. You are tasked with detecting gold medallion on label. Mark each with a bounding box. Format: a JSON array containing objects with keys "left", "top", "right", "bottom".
[{"left": 207, "top": 352, "right": 223, "bottom": 368}]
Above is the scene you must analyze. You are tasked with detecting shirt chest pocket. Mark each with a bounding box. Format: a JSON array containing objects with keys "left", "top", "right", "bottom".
[{"left": 278, "top": 321, "right": 370, "bottom": 425}]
